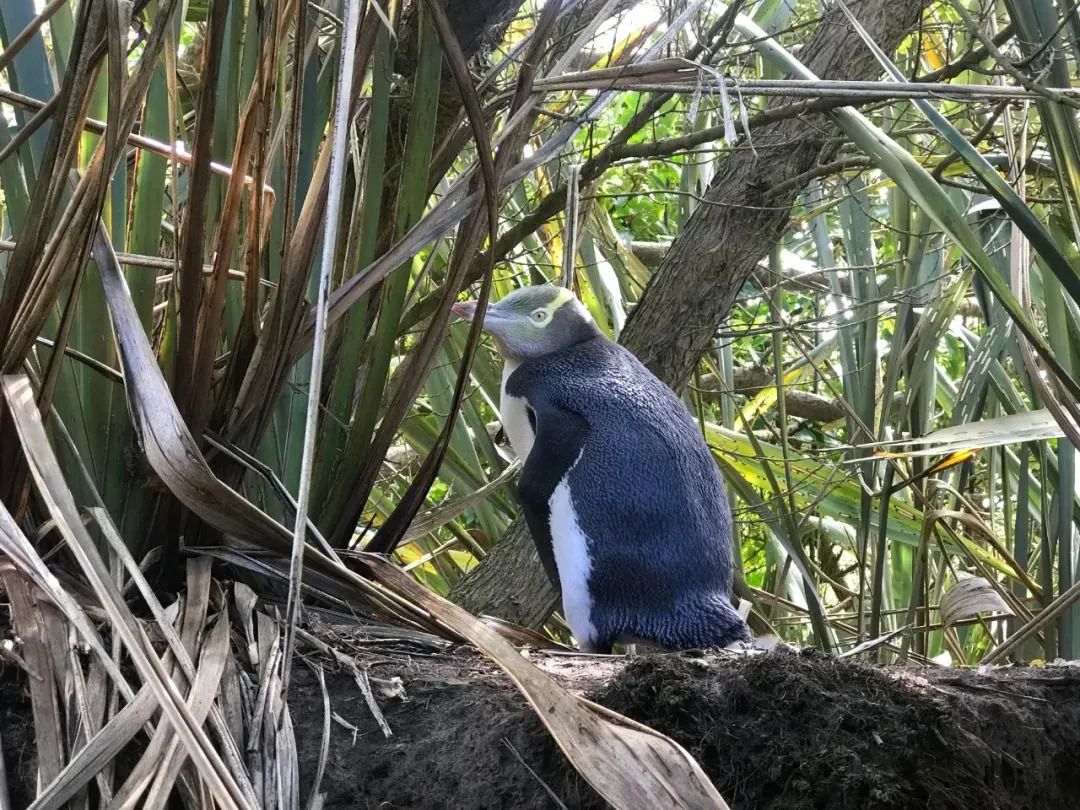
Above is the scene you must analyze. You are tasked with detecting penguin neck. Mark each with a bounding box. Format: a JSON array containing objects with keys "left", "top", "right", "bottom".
[
  {"left": 501, "top": 356, "right": 520, "bottom": 382},
  {"left": 499, "top": 358, "right": 535, "bottom": 461}
]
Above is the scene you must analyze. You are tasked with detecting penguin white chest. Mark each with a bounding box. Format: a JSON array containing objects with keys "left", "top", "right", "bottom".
[
  {"left": 548, "top": 451, "right": 597, "bottom": 647},
  {"left": 499, "top": 360, "right": 535, "bottom": 461}
]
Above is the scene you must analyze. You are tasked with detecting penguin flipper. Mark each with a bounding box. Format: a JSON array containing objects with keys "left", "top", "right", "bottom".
[{"left": 516, "top": 399, "right": 589, "bottom": 591}]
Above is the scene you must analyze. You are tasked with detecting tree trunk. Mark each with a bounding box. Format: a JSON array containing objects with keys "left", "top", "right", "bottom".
[
  {"left": 453, "top": 519, "right": 561, "bottom": 625},
  {"left": 619, "top": 0, "right": 929, "bottom": 388},
  {"left": 449, "top": 0, "right": 931, "bottom": 625}
]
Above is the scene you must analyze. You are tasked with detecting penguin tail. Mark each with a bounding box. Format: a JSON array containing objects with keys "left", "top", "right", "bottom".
[{"left": 697, "top": 596, "right": 752, "bottom": 648}]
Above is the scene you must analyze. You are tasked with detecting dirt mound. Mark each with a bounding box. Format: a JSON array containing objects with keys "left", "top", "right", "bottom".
[
  {"left": 1, "top": 607, "right": 34, "bottom": 810},
  {"left": 596, "top": 649, "right": 1080, "bottom": 809},
  {"left": 289, "top": 646, "right": 1080, "bottom": 810},
  {"left": 4, "top": 631, "right": 1080, "bottom": 809},
  {"left": 292, "top": 665, "right": 557, "bottom": 809}
]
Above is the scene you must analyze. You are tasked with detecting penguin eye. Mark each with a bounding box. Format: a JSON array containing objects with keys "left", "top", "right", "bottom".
[{"left": 530, "top": 308, "right": 549, "bottom": 324}]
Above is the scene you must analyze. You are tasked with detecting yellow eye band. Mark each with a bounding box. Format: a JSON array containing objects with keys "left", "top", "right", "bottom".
[{"left": 539, "top": 287, "right": 575, "bottom": 319}]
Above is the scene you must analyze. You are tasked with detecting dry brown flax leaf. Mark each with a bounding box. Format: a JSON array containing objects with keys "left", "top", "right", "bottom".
[
  {"left": 941, "top": 578, "right": 1014, "bottom": 628},
  {"left": 1, "top": 375, "right": 251, "bottom": 810},
  {"left": 77, "top": 638, "right": 115, "bottom": 802},
  {"left": 305, "top": 662, "right": 333, "bottom": 810},
  {"left": 0, "top": 565, "right": 65, "bottom": 786},
  {"left": 90, "top": 510, "right": 257, "bottom": 805},
  {"left": 274, "top": 694, "right": 301, "bottom": 810},
  {"left": 0, "top": 501, "right": 133, "bottom": 697},
  {"left": 106, "top": 561, "right": 224, "bottom": 809},
  {"left": 28, "top": 687, "right": 159, "bottom": 810},
  {"left": 143, "top": 615, "right": 233, "bottom": 809}
]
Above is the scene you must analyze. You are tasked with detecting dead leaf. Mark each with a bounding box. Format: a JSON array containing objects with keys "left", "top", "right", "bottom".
[{"left": 941, "top": 577, "right": 1014, "bottom": 627}]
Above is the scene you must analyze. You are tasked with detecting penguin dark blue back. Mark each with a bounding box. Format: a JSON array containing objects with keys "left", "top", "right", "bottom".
[{"left": 452, "top": 285, "right": 750, "bottom": 652}]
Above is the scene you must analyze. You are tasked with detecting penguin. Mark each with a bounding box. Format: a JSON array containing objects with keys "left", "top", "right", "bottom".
[{"left": 451, "top": 285, "right": 750, "bottom": 652}]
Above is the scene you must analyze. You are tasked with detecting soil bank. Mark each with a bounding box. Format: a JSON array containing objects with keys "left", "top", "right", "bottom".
[
  {"left": 4, "top": 631, "right": 1080, "bottom": 809},
  {"left": 287, "top": 641, "right": 1080, "bottom": 810}
]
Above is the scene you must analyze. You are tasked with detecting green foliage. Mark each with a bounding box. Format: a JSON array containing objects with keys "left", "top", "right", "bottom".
[{"left": 0, "top": 0, "right": 1078, "bottom": 674}]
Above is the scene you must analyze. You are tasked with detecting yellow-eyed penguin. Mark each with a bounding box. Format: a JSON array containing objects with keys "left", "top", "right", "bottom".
[{"left": 451, "top": 285, "right": 750, "bottom": 652}]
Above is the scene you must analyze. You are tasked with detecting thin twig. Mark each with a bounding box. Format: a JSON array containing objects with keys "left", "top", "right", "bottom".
[
  {"left": 295, "top": 627, "right": 394, "bottom": 737},
  {"left": 534, "top": 70, "right": 1080, "bottom": 103},
  {"left": 303, "top": 662, "right": 332, "bottom": 810},
  {"left": 0, "top": 87, "right": 276, "bottom": 200},
  {"left": 984, "top": 578, "right": 1080, "bottom": 664},
  {"left": 279, "top": 0, "right": 362, "bottom": 704},
  {"left": 561, "top": 163, "right": 581, "bottom": 288},
  {"left": 944, "top": 0, "right": 1080, "bottom": 111},
  {"left": 503, "top": 739, "right": 570, "bottom": 810}
]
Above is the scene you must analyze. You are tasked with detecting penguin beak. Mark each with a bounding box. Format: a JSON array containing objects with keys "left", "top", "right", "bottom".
[
  {"left": 451, "top": 301, "right": 478, "bottom": 321},
  {"left": 452, "top": 300, "right": 510, "bottom": 329}
]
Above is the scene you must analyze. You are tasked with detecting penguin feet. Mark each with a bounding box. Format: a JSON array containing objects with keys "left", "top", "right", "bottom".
[{"left": 721, "top": 634, "right": 786, "bottom": 654}]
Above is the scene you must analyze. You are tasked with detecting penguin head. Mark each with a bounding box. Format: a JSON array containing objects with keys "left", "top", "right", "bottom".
[{"left": 451, "top": 285, "right": 601, "bottom": 361}]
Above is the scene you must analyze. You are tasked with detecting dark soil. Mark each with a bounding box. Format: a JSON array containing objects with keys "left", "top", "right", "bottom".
[
  {"left": 288, "top": 642, "right": 1080, "bottom": 810},
  {"left": 5, "top": 617, "right": 1080, "bottom": 810},
  {"left": 596, "top": 652, "right": 1080, "bottom": 810},
  {"left": 1, "top": 606, "right": 34, "bottom": 810}
]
